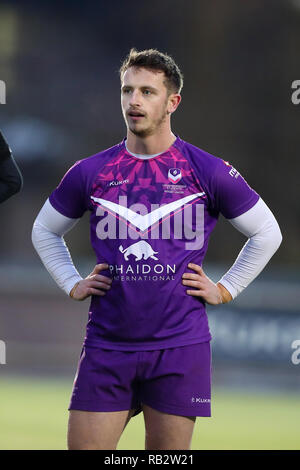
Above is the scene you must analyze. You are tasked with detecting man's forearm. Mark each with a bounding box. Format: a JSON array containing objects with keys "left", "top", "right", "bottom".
[
  {"left": 32, "top": 199, "right": 83, "bottom": 295},
  {"left": 32, "top": 219, "right": 83, "bottom": 295},
  {"left": 217, "top": 198, "right": 282, "bottom": 300}
]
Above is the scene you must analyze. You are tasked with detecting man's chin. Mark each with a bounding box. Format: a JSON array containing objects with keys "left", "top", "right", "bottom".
[
  {"left": 128, "top": 126, "right": 154, "bottom": 137},
  {"left": 129, "top": 126, "right": 153, "bottom": 138}
]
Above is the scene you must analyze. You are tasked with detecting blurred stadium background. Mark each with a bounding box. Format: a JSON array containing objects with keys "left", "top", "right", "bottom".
[{"left": 0, "top": 0, "right": 300, "bottom": 450}]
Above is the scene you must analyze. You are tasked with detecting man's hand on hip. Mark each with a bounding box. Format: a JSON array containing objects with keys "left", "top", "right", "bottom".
[
  {"left": 69, "top": 263, "right": 112, "bottom": 301},
  {"left": 182, "top": 263, "right": 232, "bottom": 305}
]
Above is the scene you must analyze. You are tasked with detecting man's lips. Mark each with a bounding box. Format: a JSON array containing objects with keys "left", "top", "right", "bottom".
[
  {"left": 128, "top": 110, "right": 145, "bottom": 119},
  {"left": 129, "top": 115, "right": 144, "bottom": 121}
]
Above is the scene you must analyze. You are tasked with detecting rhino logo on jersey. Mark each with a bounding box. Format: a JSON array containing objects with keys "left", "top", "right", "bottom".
[{"left": 119, "top": 241, "right": 159, "bottom": 261}]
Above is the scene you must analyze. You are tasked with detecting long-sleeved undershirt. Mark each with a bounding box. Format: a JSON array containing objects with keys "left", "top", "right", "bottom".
[{"left": 31, "top": 198, "right": 282, "bottom": 299}]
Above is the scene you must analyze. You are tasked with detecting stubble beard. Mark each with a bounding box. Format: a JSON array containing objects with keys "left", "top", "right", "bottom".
[{"left": 127, "top": 106, "right": 168, "bottom": 138}]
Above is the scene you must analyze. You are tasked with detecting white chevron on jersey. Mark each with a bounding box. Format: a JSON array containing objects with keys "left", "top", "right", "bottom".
[{"left": 91, "top": 192, "right": 205, "bottom": 231}]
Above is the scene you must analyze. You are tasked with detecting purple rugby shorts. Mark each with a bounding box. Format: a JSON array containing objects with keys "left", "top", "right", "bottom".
[{"left": 68, "top": 341, "right": 212, "bottom": 417}]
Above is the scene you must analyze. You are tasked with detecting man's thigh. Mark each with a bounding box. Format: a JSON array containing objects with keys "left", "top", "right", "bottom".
[
  {"left": 140, "top": 342, "right": 212, "bottom": 418},
  {"left": 67, "top": 346, "right": 140, "bottom": 449},
  {"left": 143, "top": 404, "right": 196, "bottom": 450},
  {"left": 140, "top": 342, "right": 211, "bottom": 449},
  {"left": 69, "top": 346, "right": 140, "bottom": 413},
  {"left": 67, "top": 409, "right": 135, "bottom": 450}
]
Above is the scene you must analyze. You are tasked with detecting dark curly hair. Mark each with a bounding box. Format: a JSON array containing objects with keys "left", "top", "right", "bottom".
[{"left": 119, "top": 48, "right": 183, "bottom": 95}]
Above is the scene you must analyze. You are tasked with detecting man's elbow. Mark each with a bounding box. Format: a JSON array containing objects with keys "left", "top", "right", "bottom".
[
  {"left": 31, "top": 220, "right": 40, "bottom": 249},
  {"left": 258, "top": 219, "right": 282, "bottom": 258},
  {"left": 273, "top": 223, "right": 283, "bottom": 252},
  {"left": 264, "top": 222, "right": 282, "bottom": 258}
]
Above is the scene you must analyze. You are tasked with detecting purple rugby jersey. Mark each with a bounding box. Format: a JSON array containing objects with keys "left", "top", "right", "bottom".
[{"left": 49, "top": 136, "right": 259, "bottom": 350}]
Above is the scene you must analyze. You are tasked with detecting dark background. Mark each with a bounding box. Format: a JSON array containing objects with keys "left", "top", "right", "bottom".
[
  {"left": 0, "top": 0, "right": 299, "bottom": 447},
  {"left": 0, "top": 0, "right": 299, "bottom": 265}
]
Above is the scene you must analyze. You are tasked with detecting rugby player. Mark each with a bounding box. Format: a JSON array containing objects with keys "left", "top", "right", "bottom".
[
  {"left": 0, "top": 130, "right": 23, "bottom": 203},
  {"left": 32, "top": 48, "right": 282, "bottom": 450}
]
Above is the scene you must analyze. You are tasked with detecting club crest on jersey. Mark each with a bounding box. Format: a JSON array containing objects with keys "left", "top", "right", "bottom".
[{"left": 168, "top": 168, "right": 182, "bottom": 184}]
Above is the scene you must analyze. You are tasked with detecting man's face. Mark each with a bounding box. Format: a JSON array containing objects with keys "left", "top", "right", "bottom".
[{"left": 121, "top": 66, "right": 174, "bottom": 138}]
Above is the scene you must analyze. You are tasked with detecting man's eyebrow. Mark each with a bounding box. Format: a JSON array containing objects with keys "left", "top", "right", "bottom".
[{"left": 121, "top": 85, "right": 158, "bottom": 91}]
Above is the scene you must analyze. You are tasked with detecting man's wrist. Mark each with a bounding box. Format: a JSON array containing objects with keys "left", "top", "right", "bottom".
[
  {"left": 216, "top": 282, "right": 233, "bottom": 304},
  {"left": 69, "top": 281, "right": 80, "bottom": 298}
]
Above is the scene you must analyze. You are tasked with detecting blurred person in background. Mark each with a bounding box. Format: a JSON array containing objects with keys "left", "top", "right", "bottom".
[
  {"left": 32, "top": 48, "right": 282, "bottom": 450},
  {"left": 0, "top": 130, "right": 23, "bottom": 203}
]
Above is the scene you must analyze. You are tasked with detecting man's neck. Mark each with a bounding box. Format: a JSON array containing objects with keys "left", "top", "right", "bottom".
[{"left": 126, "top": 130, "right": 176, "bottom": 155}]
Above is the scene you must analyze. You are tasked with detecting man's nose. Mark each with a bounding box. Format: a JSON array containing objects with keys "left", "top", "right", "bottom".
[{"left": 129, "top": 90, "right": 142, "bottom": 107}]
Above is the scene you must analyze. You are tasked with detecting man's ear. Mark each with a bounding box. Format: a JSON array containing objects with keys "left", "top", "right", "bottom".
[{"left": 167, "top": 94, "right": 181, "bottom": 114}]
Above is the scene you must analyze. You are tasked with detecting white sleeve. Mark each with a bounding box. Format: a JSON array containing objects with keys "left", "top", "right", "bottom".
[
  {"left": 31, "top": 199, "right": 84, "bottom": 295},
  {"left": 218, "top": 198, "right": 282, "bottom": 299}
]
